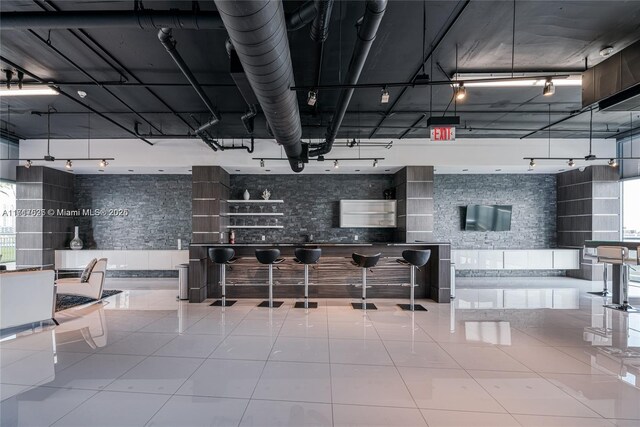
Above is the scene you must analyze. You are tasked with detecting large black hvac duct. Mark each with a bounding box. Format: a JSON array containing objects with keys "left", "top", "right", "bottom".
[
  {"left": 215, "top": 0, "right": 304, "bottom": 172},
  {"left": 309, "top": 0, "right": 387, "bottom": 157}
]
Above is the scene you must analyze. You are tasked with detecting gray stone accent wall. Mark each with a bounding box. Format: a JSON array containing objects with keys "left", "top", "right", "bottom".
[
  {"left": 433, "top": 174, "right": 557, "bottom": 249},
  {"left": 229, "top": 174, "right": 395, "bottom": 243},
  {"left": 74, "top": 175, "right": 191, "bottom": 250}
]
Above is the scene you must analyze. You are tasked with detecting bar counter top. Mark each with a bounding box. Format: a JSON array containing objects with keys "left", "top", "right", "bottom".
[
  {"left": 188, "top": 242, "right": 452, "bottom": 304},
  {"left": 191, "top": 242, "right": 451, "bottom": 247}
]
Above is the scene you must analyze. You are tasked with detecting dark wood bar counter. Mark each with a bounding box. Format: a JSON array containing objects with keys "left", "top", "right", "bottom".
[{"left": 188, "top": 243, "right": 452, "bottom": 304}]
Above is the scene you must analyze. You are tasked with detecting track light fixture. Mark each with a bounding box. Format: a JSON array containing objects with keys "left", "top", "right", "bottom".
[
  {"left": 333, "top": 159, "right": 339, "bottom": 169},
  {"left": 25, "top": 160, "right": 32, "bottom": 169},
  {"left": 543, "top": 78, "right": 555, "bottom": 96},
  {"left": 373, "top": 159, "right": 378, "bottom": 167},
  {"left": 260, "top": 159, "right": 265, "bottom": 168},
  {"left": 529, "top": 158, "right": 535, "bottom": 168},
  {"left": 380, "top": 87, "right": 390, "bottom": 104},
  {"left": 454, "top": 82, "right": 466, "bottom": 100},
  {"left": 608, "top": 158, "right": 618, "bottom": 167},
  {"left": 307, "top": 89, "right": 317, "bottom": 106},
  {"left": 65, "top": 160, "right": 72, "bottom": 169},
  {"left": 99, "top": 159, "right": 109, "bottom": 168},
  {"left": 567, "top": 159, "right": 576, "bottom": 168}
]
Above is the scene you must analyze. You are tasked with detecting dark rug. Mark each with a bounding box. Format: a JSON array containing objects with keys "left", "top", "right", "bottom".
[{"left": 55, "top": 290, "right": 122, "bottom": 312}]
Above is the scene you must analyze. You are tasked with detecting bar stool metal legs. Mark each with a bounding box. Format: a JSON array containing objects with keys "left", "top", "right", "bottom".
[
  {"left": 588, "top": 262, "right": 610, "bottom": 297},
  {"left": 294, "top": 264, "right": 318, "bottom": 309},
  {"left": 352, "top": 267, "right": 377, "bottom": 310},
  {"left": 604, "top": 265, "right": 639, "bottom": 313},
  {"left": 256, "top": 248, "right": 284, "bottom": 308},
  {"left": 211, "top": 263, "right": 237, "bottom": 307},
  {"left": 398, "top": 265, "right": 428, "bottom": 311}
]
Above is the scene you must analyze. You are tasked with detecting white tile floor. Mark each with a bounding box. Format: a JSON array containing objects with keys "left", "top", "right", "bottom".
[{"left": 0, "top": 278, "right": 639, "bottom": 426}]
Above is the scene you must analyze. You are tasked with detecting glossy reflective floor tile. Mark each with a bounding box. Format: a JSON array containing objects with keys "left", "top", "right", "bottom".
[
  {"left": 146, "top": 395, "right": 249, "bottom": 427},
  {"left": 333, "top": 404, "right": 428, "bottom": 427},
  {"left": 239, "top": 399, "right": 333, "bottom": 427},
  {"left": 1, "top": 282, "right": 638, "bottom": 426},
  {"left": 51, "top": 390, "right": 170, "bottom": 426}
]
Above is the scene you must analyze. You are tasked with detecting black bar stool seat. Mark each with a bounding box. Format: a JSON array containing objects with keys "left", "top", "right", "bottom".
[
  {"left": 255, "top": 249, "right": 284, "bottom": 308},
  {"left": 351, "top": 253, "right": 381, "bottom": 310},
  {"left": 209, "top": 247, "right": 237, "bottom": 307},
  {"left": 293, "top": 248, "right": 322, "bottom": 309},
  {"left": 396, "top": 249, "right": 431, "bottom": 311}
]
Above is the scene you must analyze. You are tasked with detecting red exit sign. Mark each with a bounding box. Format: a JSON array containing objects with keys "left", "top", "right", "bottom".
[{"left": 430, "top": 126, "right": 456, "bottom": 141}]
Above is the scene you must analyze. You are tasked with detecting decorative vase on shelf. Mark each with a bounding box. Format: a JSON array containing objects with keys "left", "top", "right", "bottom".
[
  {"left": 70, "top": 226, "right": 83, "bottom": 250},
  {"left": 243, "top": 189, "right": 250, "bottom": 200}
]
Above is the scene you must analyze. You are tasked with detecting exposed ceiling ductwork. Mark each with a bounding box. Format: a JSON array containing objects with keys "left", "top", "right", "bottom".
[
  {"left": 310, "top": 0, "right": 387, "bottom": 157},
  {"left": 310, "top": 0, "right": 335, "bottom": 43},
  {"left": 215, "top": 0, "right": 304, "bottom": 172}
]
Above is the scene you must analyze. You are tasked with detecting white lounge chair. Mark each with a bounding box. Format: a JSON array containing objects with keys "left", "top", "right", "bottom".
[{"left": 56, "top": 258, "right": 107, "bottom": 300}]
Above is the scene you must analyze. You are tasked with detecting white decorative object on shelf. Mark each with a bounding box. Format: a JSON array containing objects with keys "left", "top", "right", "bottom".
[
  {"left": 261, "top": 189, "right": 271, "bottom": 200},
  {"left": 70, "top": 226, "right": 83, "bottom": 250},
  {"left": 243, "top": 189, "right": 250, "bottom": 200}
]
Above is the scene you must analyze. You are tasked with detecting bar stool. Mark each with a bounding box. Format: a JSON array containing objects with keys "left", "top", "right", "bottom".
[
  {"left": 208, "top": 247, "right": 237, "bottom": 307},
  {"left": 293, "top": 248, "right": 322, "bottom": 309},
  {"left": 599, "top": 246, "right": 638, "bottom": 313},
  {"left": 255, "top": 249, "right": 285, "bottom": 308},
  {"left": 588, "top": 246, "right": 612, "bottom": 297},
  {"left": 351, "top": 253, "right": 381, "bottom": 310},
  {"left": 396, "top": 249, "right": 431, "bottom": 311}
]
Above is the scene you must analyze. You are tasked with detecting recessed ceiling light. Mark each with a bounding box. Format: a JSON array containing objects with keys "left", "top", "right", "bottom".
[{"left": 599, "top": 46, "right": 614, "bottom": 57}]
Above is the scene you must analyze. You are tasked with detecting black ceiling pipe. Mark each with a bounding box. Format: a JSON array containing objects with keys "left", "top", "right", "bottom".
[
  {"left": 286, "top": 1, "right": 317, "bottom": 31},
  {"left": 157, "top": 28, "right": 223, "bottom": 151},
  {"left": 310, "top": 0, "right": 334, "bottom": 42},
  {"left": 1, "top": 6, "right": 317, "bottom": 31},
  {"left": 309, "top": 0, "right": 387, "bottom": 157},
  {"left": 215, "top": 0, "right": 304, "bottom": 172}
]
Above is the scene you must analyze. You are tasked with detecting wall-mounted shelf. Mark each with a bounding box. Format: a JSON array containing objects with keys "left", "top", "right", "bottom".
[
  {"left": 227, "top": 199, "right": 284, "bottom": 203},
  {"left": 339, "top": 200, "right": 397, "bottom": 228},
  {"left": 226, "top": 226, "right": 284, "bottom": 229},
  {"left": 227, "top": 213, "right": 284, "bottom": 216}
]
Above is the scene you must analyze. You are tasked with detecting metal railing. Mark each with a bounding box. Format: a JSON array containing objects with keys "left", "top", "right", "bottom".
[{"left": 0, "top": 233, "right": 16, "bottom": 263}]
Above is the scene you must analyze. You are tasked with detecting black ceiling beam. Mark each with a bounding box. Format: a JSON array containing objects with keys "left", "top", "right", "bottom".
[
  {"left": 37, "top": 0, "right": 197, "bottom": 134},
  {"left": 27, "top": 29, "right": 165, "bottom": 135},
  {"left": 367, "top": 0, "right": 471, "bottom": 139},
  {"left": 0, "top": 55, "right": 153, "bottom": 145}
]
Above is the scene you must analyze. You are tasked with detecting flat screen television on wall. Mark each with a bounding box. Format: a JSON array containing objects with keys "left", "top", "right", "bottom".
[{"left": 464, "top": 205, "right": 512, "bottom": 231}]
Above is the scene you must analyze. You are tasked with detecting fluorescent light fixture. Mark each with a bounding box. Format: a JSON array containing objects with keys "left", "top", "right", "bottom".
[
  {"left": 452, "top": 73, "right": 582, "bottom": 88},
  {"left": 0, "top": 85, "right": 59, "bottom": 96},
  {"left": 380, "top": 87, "right": 390, "bottom": 104}
]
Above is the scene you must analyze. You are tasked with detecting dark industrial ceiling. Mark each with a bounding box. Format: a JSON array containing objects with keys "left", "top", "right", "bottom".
[{"left": 1, "top": 0, "right": 640, "bottom": 143}]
